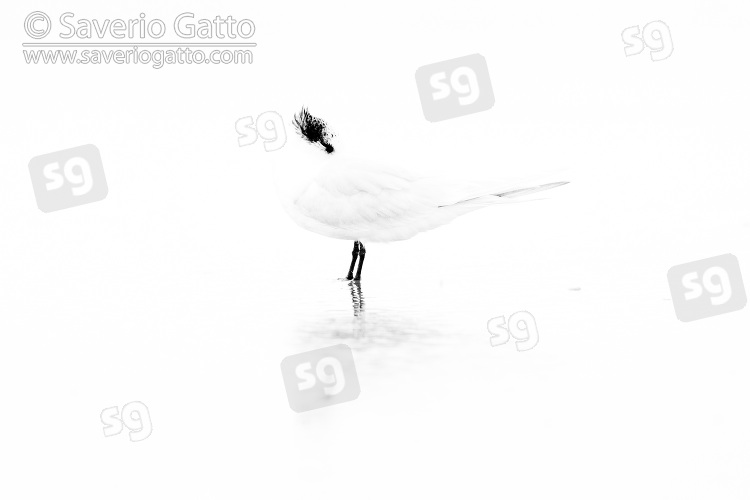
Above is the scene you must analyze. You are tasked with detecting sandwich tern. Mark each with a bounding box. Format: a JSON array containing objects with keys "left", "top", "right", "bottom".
[{"left": 272, "top": 107, "right": 568, "bottom": 281}]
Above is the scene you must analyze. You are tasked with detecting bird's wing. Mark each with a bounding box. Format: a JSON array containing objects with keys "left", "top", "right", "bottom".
[
  {"left": 441, "top": 181, "right": 570, "bottom": 207},
  {"left": 289, "top": 158, "right": 569, "bottom": 241},
  {"left": 292, "top": 159, "right": 448, "bottom": 231}
]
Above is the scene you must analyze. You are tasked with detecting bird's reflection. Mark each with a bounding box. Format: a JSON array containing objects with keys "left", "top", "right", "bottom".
[
  {"left": 349, "top": 281, "right": 366, "bottom": 336},
  {"left": 296, "top": 279, "right": 458, "bottom": 357}
]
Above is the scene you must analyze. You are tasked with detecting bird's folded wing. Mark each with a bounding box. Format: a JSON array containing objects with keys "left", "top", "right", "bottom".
[
  {"left": 291, "top": 159, "right": 568, "bottom": 233},
  {"left": 292, "top": 160, "right": 449, "bottom": 230}
]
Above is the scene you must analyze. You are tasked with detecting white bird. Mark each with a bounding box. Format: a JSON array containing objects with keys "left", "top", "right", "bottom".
[{"left": 272, "top": 108, "right": 568, "bottom": 281}]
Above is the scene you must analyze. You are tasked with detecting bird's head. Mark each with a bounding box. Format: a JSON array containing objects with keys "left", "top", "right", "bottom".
[{"left": 292, "top": 107, "right": 335, "bottom": 154}]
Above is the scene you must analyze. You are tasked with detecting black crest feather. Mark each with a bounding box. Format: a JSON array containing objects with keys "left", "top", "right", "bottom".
[{"left": 293, "top": 107, "right": 335, "bottom": 154}]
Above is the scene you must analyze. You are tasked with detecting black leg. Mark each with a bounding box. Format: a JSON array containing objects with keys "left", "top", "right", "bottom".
[
  {"left": 346, "top": 241, "right": 360, "bottom": 280},
  {"left": 354, "top": 243, "right": 366, "bottom": 281}
]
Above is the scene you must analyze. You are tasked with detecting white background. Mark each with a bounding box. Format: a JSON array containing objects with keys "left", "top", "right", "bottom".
[{"left": 1, "top": 1, "right": 749, "bottom": 499}]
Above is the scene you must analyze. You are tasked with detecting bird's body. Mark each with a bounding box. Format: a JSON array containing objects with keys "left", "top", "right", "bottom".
[
  {"left": 271, "top": 107, "right": 567, "bottom": 279},
  {"left": 275, "top": 153, "right": 563, "bottom": 243}
]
